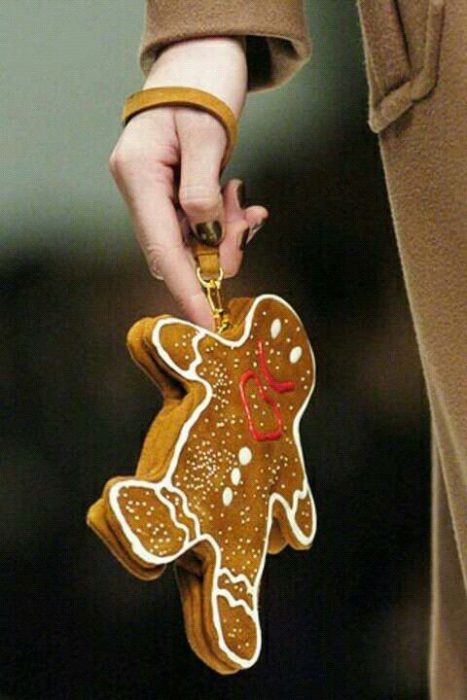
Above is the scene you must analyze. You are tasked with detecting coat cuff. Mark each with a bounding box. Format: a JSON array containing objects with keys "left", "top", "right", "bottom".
[{"left": 139, "top": 0, "right": 312, "bottom": 92}]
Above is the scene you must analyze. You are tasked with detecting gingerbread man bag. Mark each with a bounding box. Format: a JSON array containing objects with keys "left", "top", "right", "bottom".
[{"left": 87, "top": 88, "right": 317, "bottom": 674}]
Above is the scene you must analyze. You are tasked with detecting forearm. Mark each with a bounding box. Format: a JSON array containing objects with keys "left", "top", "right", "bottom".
[{"left": 139, "top": 0, "right": 312, "bottom": 91}]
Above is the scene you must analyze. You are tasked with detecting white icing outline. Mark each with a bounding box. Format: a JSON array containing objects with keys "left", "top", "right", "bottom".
[
  {"left": 108, "top": 295, "right": 317, "bottom": 670},
  {"left": 217, "top": 590, "right": 256, "bottom": 618}
]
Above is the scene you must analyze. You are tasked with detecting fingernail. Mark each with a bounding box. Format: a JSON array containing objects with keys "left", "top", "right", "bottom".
[
  {"left": 236, "top": 181, "right": 246, "bottom": 208},
  {"left": 238, "top": 220, "right": 265, "bottom": 251},
  {"left": 190, "top": 220, "right": 223, "bottom": 246},
  {"left": 249, "top": 221, "right": 265, "bottom": 237},
  {"left": 239, "top": 228, "right": 249, "bottom": 251}
]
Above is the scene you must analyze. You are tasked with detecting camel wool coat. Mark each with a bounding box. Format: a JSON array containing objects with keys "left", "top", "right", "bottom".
[{"left": 138, "top": 1, "right": 467, "bottom": 697}]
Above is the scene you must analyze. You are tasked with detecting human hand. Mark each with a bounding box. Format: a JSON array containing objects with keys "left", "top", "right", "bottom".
[{"left": 108, "top": 37, "right": 268, "bottom": 329}]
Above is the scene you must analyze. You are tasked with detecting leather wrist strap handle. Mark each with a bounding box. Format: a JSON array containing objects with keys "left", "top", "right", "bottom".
[{"left": 121, "top": 86, "right": 238, "bottom": 169}]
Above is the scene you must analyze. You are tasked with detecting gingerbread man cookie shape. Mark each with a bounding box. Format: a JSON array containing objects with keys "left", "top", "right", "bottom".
[{"left": 87, "top": 295, "right": 317, "bottom": 674}]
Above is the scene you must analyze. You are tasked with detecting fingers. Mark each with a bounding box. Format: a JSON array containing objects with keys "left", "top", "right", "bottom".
[
  {"left": 176, "top": 108, "right": 268, "bottom": 283},
  {"left": 176, "top": 108, "right": 226, "bottom": 230},
  {"left": 109, "top": 107, "right": 268, "bottom": 330},
  {"left": 109, "top": 113, "right": 214, "bottom": 329},
  {"left": 130, "top": 186, "right": 213, "bottom": 329},
  {"left": 219, "top": 179, "right": 268, "bottom": 278}
]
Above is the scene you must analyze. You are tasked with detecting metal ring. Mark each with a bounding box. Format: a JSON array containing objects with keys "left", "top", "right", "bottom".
[{"left": 196, "top": 265, "right": 224, "bottom": 288}]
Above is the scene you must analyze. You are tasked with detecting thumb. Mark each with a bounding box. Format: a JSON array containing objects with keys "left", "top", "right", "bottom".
[{"left": 176, "top": 108, "right": 226, "bottom": 239}]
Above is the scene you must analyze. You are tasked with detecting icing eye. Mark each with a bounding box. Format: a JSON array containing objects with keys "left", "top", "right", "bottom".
[
  {"left": 238, "top": 447, "right": 252, "bottom": 465},
  {"left": 270, "top": 318, "right": 282, "bottom": 339},
  {"left": 231, "top": 468, "right": 241, "bottom": 486},
  {"left": 222, "top": 487, "right": 233, "bottom": 506},
  {"left": 289, "top": 346, "right": 303, "bottom": 364}
]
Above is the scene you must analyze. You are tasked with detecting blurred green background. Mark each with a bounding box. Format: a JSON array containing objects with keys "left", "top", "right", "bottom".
[
  {"left": 1, "top": 2, "right": 430, "bottom": 699},
  {"left": 0, "top": 0, "right": 361, "bottom": 256}
]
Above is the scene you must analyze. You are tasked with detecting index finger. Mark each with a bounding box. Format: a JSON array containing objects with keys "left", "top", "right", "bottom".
[{"left": 129, "top": 178, "right": 214, "bottom": 330}]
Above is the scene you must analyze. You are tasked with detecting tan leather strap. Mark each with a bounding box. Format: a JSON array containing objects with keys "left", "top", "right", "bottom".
[
  {"left": 121, "top": 86, "right": 238, "bottom": 168},
  {"left": 191, "top": 241, "right": 221, "bottom": 279}
]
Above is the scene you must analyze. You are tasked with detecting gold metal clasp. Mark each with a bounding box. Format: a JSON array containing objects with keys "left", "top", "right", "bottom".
[{"left": 196, "top": 266, "right": 231, "bottom": 333}]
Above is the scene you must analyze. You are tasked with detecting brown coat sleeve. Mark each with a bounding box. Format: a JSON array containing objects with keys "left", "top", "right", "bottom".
[{"left": 139, "top": 0, "right": 312, "bottom": 92}]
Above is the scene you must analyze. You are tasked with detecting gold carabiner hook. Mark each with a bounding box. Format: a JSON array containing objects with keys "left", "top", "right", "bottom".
[{"left": 196, "top": 266, "right": 231, "bottom": 333}]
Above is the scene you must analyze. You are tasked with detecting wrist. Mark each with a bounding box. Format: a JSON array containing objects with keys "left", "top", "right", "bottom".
[
  {"left": 152, "top": 36, "right": 246, "bottom": 64},
  {"left": 144, "top": 36, "right": 247, "bottom": 116}
]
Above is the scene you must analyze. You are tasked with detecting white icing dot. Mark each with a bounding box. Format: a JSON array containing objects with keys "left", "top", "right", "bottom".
[
  {"left": 270, "top": 318, "right": 282, "bottom": 339},
  {"left": 289, "top": 346, "right": 303, "bottom": 363},
  {"left": 222, "top": 487, "right": 233, "bottom": 506},
  {"left": 238, "top": 447, "right": 252, "bottom": 465},
  {"left": 231, "top": 468, "right": 241, "bottom": 486}
]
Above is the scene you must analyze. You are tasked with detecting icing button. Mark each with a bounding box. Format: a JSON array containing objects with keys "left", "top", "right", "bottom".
[
  {"left": 289, "top": 346, "right": 303, "bottom": 364},
  {"left": 239, "top": 447, "right": 252, "bottom": 465},
  {"left": 222, "top": 487, "right": 234, "bottom": 506},
  {"left": 270, "top": 318, "right": 282, "bottom": 339},
  {"left": 231, "top": 468, "right": 241, "bottom": 486}
]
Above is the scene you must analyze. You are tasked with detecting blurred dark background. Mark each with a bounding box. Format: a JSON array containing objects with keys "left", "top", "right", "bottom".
[{"left": 0, "top": 2, "right": 430, "bottom": 699}]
